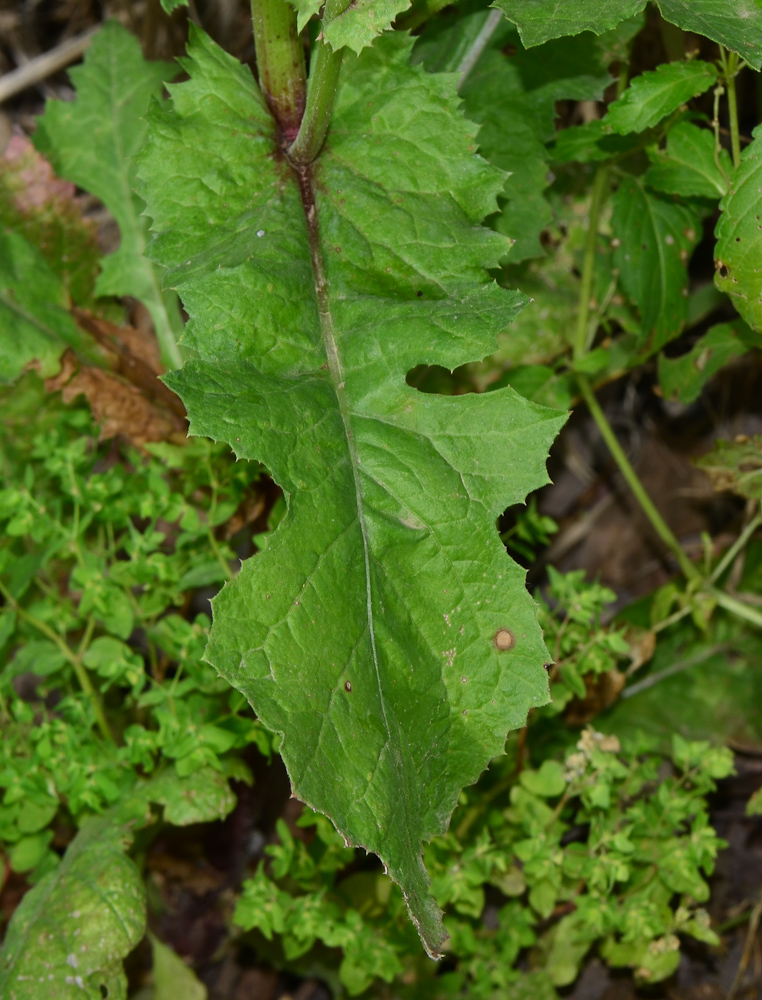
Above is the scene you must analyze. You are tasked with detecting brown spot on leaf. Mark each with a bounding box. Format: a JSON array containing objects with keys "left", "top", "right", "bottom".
[{"left": 494, "top": 628, "right": 515, "bottom": 651}]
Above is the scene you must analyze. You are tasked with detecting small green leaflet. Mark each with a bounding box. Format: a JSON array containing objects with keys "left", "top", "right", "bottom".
[
  {"left": 658, "top": 321, "right": 759, "bottom": 404},
  {"left": 715, "top": 127, "right": 762, "bottom": 333},
  {"left": 160, "top": 0, "right": 188, "bottom": 11},
  {"left": 603, "top": 61, "right": 717, "bottom": 136},
  {"left": 646, "top": 122, "right": 731, "bottom": 200},
  {"left": 324, "top": 0, "right": 412, "bottom": 53},
  {"left": 289, "top": 0, "right": 411, "bottom": 52},
  {"left": 139, "top": 27, "right": 565, "bottom": 955},
  {"left": 696, "top": 436, "right": 762, "bottom": 500},
  {"left": 611, "top": 175, "right": 700, "bottom": 354},
  {"left": 33, "top": 21, "right": 184, "bottom": 370},
  {"left": 492, "top": 0, "right": 762, "bottom": 68},
  {"left": 491, "top": 0, "right": 646, "bottom": 48}
]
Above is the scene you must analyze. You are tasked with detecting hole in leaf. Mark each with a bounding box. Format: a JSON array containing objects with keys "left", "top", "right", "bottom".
[
  {"left": 344, "top": 681, "right": 352, "bottom": 692},
  {"left": 100, "top": 986, "right": 109, "bottom": 999},
  {"left": 406, "top": 364, "right": 462, "bottom": 394},
  {"left": 718, "top": 263, "right": 729, "bottom": 278}
]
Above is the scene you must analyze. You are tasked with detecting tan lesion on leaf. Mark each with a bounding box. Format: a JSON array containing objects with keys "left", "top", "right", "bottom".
[{"left": 494, "top": 628, "right": 515, "bottom": 651}]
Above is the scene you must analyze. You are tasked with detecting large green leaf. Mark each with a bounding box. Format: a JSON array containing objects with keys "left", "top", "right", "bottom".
[
  {"left": 646, "top": 122, "right": 731, "bottom": 200},
  {"left": 657, "top": 0, "right": 762, "bottom": 71},
  {"left": 492, "top": 0, "right": 762, "bottom": 68},
  {"left": 490, "top": 0, "right": 646, "bottom": 48},
  {"left": 611, "top": 175, "right": 700, "bottom": 353},
  {"left": 33, "top": 21, "right": 183, "bottom": 369},
  {"left": 138, "top": 27, "right": 565, "bottom": 955},
  {"left": 603, "top": 61, "right": 717, "bottom": 135},
  {"left": 715, "top": 127, "right": 762, "bottom": 332}
]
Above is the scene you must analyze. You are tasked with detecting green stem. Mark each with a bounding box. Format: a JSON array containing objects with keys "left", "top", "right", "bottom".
[
  {"left": 576, "top": 374, "right": 700, "bottom": 583},
  {"left": 573, "top": 166, "right": 610, "bottom": 359},
  {"left": 250, "top": 0, "right": 306, "bottom": 141},
  {"left": 288, "top": 39, "right": 343, "bottom": 164},
  {"left": 288, "top": 0, "right": 353, "bottom": 164},
  {"left": 0, "top": 582, "right": 114, "bottom": 742},
  {"left": 720, "top": 47, "right": 742, "bottom": 169}
]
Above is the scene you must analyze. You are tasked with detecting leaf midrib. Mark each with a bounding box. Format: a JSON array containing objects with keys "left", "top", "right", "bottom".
[{"left": 293, "top": 162, "right": 395, "bottom": 783}]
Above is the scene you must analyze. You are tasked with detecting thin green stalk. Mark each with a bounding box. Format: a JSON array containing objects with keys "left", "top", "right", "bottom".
[
  {"left": 0, "top": 581, "right": 114, "bottom": 742},
  {"left": 576, "top": 374, "right": 701, "bottom": 583},
  {"left": 573, "top": 166, "right": 610, "bottom": 359},
  {"left": 250, "top": 0, "right": 306, "bottom": 141},
  {"left": 720, "top": 47, "right": 742, "bottom": 169},
  {"left": 456, "top": 9, "right": 502, "bottom": 91},
  {"left": 710, "top": 587, "right": 762, "bottom": 631},
  {"left": 710, "top": 511, "right": 762, "bottom": 585},
  {"left": 621, "top": 643, "right": 730, "bottom": 700}
]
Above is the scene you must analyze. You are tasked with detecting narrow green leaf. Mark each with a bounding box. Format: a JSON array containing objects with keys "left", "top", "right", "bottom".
[
  {"left": 139, "top": 27, "right": 565, "bottom": 955},
  {"left": 715, "top": 127, "right": 762, "bottom": 332},
  {"left": 646, "top": 122, "right": 731, "bottom": 200},
  {"left": 657, "top": 0, "right": 762, "bottom": 71},
  {"left": 611, "top": 176, "right": 700, "bottom": 353},
  {"left": 0, "top": 228, "right": 91, "bottom": 384},
  {"left": 33, "top": 21, "right": 183, "bottom": 369},
  {"left": 150, "top": 935, "right": 207, "bottom": 1000},
  {"left": 161, "top": 0, "right": 188, "bottom": 11},
  {"left": 603, "top": 61, "right": 717, "bottom": 136},
  {"left": 490, "top": 0, "right": 646, "bottom": 48},
  {"left": 658, "top": 321, "right": 758, "bottom": 403}
]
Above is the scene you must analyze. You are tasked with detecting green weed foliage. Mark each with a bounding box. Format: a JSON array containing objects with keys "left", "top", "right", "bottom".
[{"left": 0, "top": 0, "right": 761, "bottom": 995}]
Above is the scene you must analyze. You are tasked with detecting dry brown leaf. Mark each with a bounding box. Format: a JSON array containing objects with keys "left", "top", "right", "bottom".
[
  {"left": 565, "top": 669, "right": 626, "bottom": 726},
  {"left": 47, "top": 354, "right": 181, "bottom": 447}
]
